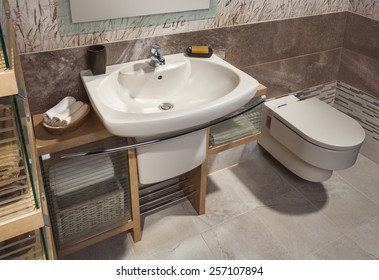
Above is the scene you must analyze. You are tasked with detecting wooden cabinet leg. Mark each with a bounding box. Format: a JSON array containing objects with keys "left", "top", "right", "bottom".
[
  {"left": 127, "top": 145, "right": 142, "bottom": 242},
  {"left": 187, "top": 159, "right": 208, "bottom": 215}
]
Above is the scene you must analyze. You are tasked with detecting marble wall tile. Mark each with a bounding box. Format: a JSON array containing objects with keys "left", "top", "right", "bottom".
[
  {"left": 243, "top": 49, "right": 341, "bottom": 98},
  {"left": 20, "top": 47, "right": 89, "bottom": 113},
  {"left": 349, "top": 0, "right": 379, "bottom": 21},
  {"left": 293, "top": 81, "right": 337, "bottom": 104},
  {"left": 338, "top": 49, "right": 379, "bottom": 99},
  {"left": 334, "top": 82, "right": 379, "bottom": 142},
  {"left": 20, "top": 28, "right": 226, "bottom": 113},
  {"left": 225, "top": 13, "right": 346, "bottom": 68},
  {"left": 8, "top": 0, "right": 349, "bottom": 53},
  {"left": 343, "top": 12, "right": 379, "bottom": 61}
]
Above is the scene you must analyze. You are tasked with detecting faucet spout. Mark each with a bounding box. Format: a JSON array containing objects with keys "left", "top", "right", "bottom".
[{"left": 150, "top": 44, "right": 165, "bottom": 67}]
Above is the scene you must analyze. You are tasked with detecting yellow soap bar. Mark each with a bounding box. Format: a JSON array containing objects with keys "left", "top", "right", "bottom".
[{"left": 191, "top": 46, "right": 209, "bottom": 54}]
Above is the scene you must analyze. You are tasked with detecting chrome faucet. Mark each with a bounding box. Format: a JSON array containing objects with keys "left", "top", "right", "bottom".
[{"left": 150, "top": 44, "right": 165, "bottom": 67}]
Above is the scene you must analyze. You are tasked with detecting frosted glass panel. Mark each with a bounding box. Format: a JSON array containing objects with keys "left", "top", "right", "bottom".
[
  {"left": 70, "top": 0, "right": 210, "bottom": 23},
  {"left": 58, "top": 0, "right": 216, "bottom": 36}
]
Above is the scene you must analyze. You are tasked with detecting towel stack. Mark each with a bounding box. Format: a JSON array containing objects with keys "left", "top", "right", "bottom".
[{"left": 43, "top": 97, "right": 89, "bottom": 127}]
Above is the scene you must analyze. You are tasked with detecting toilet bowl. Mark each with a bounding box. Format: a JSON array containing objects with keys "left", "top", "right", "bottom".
[{"left": 258, "top": 95, "right": 365, "bottom": 182}]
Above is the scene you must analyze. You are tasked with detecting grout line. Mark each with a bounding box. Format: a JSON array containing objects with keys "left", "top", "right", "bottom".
[
  {"left": 334, "top": 171, "right": 379, "bottom": 209},
  {"left": 242, "top": 47, "right": 342, "bottom": 69}
]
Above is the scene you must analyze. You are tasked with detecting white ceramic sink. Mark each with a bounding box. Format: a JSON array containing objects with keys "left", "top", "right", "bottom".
[{"left": 81, "top": 53, "right": 260, "bottom": 137}]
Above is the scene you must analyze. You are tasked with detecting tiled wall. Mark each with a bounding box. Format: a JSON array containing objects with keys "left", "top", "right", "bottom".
[
  {"left": 8, "top": 0, "right": 349, "bottom": 53},
  {"left": 5, "top": 0, "right": 379, "bottom": 163},
  {"left": 293, "top": 82, "right": 337, "bottom": 105},
  {"left": 339, "top": 12, "right": 379, "bottom": 99},
  {"left": 20, "top": 12, "right": 346, "bottom": 113},
  {"left": 339, "top": 6, "right": 379, "bottom": 163},
  {"left": 349, "top": 0, "right": 379, "bottom": 21},
  {"left": 335, "top": 82, "right": 379, "bottom": 163}
]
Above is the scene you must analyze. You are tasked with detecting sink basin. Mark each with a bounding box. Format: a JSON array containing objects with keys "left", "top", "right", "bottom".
[{"left": 81, "top": 53, "right": 259, "bottom": 137}]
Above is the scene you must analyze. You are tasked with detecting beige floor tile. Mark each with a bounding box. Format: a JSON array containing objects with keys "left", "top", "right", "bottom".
[
  {"left": 309, "top": 236, "right": 374, "bottom": 260},
  {"left": 253, "top": 191, "right": 342, "bottom": 259},
  {"left": 259, "top": 149, "right": 313, "bottom": 188},
  {"left": 228, "top": 156, "right": 294, "bottom": 209},
  {"left": 348, "top": 215, "right": 379, "bottom": 259},
  {"left": 337, "top": 156, "right": 379, "bottom": 206},
  {"left": 294, "top": 173, "right": 379, "bottom": 232},
  {"left": 192, "top": 170, "right": 250, "bottom": 228},
  {"left": 208, "top": 141, "right": 260, "bottom": 174},
  {"left": 146, "top": 234, "right": 215, "bottom": 260},
  {"left": 202, "top": 211, "right": 289, "bottom": 259},
  {"left": 131, "top": 202, "right": 204, "bottom": 258}
]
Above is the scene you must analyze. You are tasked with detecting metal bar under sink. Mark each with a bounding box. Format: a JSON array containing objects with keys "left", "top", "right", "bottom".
[{"left": 61, "top": 95, "right": 266, "bottom": 159}]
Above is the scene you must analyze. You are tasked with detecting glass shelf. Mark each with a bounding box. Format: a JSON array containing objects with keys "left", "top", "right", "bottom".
[
  {"left": 0, "top": 96, "right": 38, "bottom": 222},
  {"left": 209, "top": 95, "right": 264, "bottom": 149}
]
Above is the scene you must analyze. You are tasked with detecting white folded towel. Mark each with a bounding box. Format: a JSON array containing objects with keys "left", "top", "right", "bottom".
[
  {"left": 51, "top": 101, "right": 84, "bottom": 126},
  {"left": 62, "top": 103, "right": 89, "bottom": 125},
  {"left": 43, "top": 96, "right": 76, "bottom": 124}
]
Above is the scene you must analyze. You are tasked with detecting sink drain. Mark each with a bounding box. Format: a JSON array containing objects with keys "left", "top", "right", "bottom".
[{"left": 158, "top": 103, "right": 174, "bottom": 111}]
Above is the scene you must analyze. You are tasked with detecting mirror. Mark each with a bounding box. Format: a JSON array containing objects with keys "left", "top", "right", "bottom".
[
  {"left": 70, "top": 0, "right": 210, "bottom": 23},
  {"left": 58, "top": 0, "right": 216, "bottom": 36}
]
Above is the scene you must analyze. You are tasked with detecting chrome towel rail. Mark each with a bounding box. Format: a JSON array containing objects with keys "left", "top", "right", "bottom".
[{"left": 61, "top": 95, "right": 266, "bottom": 159}]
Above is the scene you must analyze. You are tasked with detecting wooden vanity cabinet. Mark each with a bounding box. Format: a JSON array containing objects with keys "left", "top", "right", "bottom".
[
  {"left": 33, "top": 113, "right": 142, "bottom": 258},
  {"left": 30, "top": 84, "right": 266, "bottom": 259}
]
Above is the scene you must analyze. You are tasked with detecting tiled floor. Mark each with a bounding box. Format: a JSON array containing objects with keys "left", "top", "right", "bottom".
[{"left": 65, "top": 147, "right": 379, "bottom": 260}]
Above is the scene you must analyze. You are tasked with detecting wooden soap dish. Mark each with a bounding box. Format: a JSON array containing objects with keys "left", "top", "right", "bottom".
[{"left": 42, "top": 106, "right": 91, "bottom": 136}]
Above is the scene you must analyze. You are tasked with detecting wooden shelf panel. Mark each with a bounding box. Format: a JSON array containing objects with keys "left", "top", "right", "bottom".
[
  {"left": 0, "top": 70, "right": 18, "bottom": 97},
  {"left": 208, "top": 132, "right": 261, "bottom": 155},
  {"left": 256, "top": 84, "right": 267, "bottom": 97},
  {"left": 33, "top": 111, "right": 112, "bottom": 155},
  {"left": 0, "top": 209, "right": 44, "bottom": 242}
]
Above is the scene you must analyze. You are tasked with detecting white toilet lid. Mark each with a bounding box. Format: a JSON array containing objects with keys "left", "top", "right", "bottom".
[{"left": 271, "top": 98, "right": 365, "bottom": 151}]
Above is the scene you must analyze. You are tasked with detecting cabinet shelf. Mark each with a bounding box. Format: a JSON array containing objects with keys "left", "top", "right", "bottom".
[
  {"left": 208, "top": 84, "right": 267, "bottom": 154},
  {"left": 0, "top": 98, "right": 42, "bottom": 242},
  {"left": 1, "top": 96, "right": 45, "bottom": 260},
  {"left": 30, "top": 83, "right": 266, "bottom": 259},
  {"left": 0, "top": 69, "right": 18, "bottom": 97},
  {"left": 33, "top": 112, "right": 112, "bottom": 156}
]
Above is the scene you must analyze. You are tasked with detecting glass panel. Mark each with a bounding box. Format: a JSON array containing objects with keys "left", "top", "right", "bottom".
[
  {"left": 40, "top": 137, "right": 133, "bottom": 250},
  {"left": 0, "top": 229, "right": 46, "bottom": 260},
  {"left": 0, "top": 0, "right": 11, "bottom": 70},
  {"left": 0, "top": 96, "right": 37, "bottom": 223},
  {"left": 209, "top": 96, "right": 264, "bottom": 148}
]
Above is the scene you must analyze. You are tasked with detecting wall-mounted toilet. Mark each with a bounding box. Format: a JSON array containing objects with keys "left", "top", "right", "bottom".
[{"left": 258, "top": 95, "right": 365, "bottom": 182}]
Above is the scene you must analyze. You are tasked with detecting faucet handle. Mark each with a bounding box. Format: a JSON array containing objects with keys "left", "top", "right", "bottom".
[{"left": 151, "top": 44, "right": 161, "bottom": 56}]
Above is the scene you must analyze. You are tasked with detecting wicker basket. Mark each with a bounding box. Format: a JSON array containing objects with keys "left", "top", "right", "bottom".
[{"left": 55, "top": 180, "right": 125, "bottom": 247}]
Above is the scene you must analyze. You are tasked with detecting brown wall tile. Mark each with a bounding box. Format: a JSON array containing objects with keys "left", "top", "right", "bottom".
[
  {"left": 338, "top": 49, "right": 379, "bottom": 99},
  {"left": 343, "top": 13, "right": 379, "bottom": 61},
  {"left": 21, "top": 48, "right": 89, "bottom": 113},
  {"left": 225, "top": 13, "right": 346, "bottom": 68},
  {"left": 243, "top": 49, "right": 341, "bottom": 99},
  {"left": 21, "top": 28, "right": 226, "bottom": 113}
]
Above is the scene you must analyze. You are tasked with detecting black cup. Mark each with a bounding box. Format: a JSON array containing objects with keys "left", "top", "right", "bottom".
[{"left": 87, "top": 45, "right": 106, "bottom": 75}]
